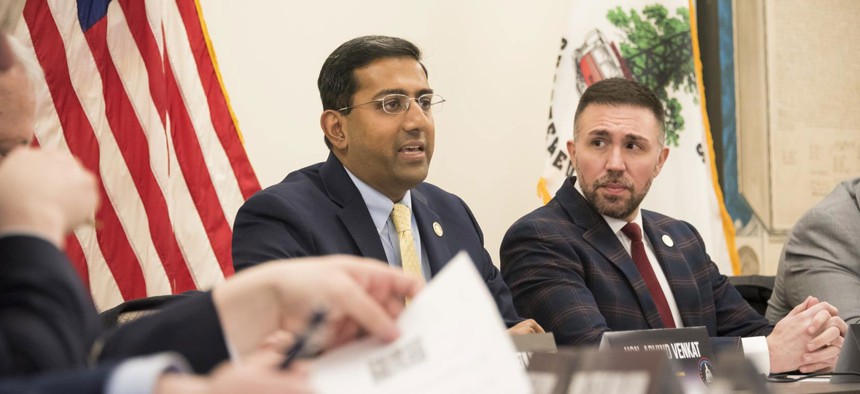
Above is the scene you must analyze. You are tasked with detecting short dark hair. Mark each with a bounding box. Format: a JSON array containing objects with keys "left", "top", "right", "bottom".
[
  {"left": 318, "top": 36, "right": 427, "bottom": 149},
  {"left": 573, "top": 78, "right": 665, "bottom": 145}
]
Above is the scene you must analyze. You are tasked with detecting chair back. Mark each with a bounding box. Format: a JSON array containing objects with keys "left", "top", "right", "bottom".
[
  {"left": 727, "top": 275, "right": 775, "bottom": 316},
  {"left": 98, "top": 291, "right": 202, "bottom": 330}
]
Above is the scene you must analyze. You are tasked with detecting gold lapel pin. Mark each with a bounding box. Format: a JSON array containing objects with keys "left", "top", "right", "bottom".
[{"left": 433, "top": 222, "right": 443, "bottom": 237}]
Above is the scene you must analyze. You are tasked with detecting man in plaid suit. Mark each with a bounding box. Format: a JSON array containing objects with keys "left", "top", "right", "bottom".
[{"left": 501, "top": 78, "right": 846, "bottom": 374}]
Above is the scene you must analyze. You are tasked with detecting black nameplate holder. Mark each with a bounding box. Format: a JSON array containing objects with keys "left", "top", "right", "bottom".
[{"left": 600, "top": 326, "right": 715, "bottom": 391}]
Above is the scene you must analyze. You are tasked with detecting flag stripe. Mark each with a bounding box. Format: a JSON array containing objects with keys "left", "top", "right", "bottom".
[
  {"left": 165, "top": 0, "right": 244, "bottom": 230},
  {"left": 162, "top": 133, "right": 225, "bottom": 286},
  {"left": 75, "top": 223, "right": 124, "bottom": 309},
  {"left": 164, "top": 50, "right": 234, "bottom": 277},
  {"left": 162, "top": 0, "right": 244, "bottom": 277},
  {"left": 24, "top": 0, "right": 146, "bottom": 300},
  {"left": 117, "top": 0, "right": 166, "bottom": 127},
  {"left": 84, "top": 2, "right": 197, "bottom": 292},
  {"left": 175, "top": 0, "right": 260, "bottom": 199}
]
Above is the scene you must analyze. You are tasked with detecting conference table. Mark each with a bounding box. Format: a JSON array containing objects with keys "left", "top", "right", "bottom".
[{"left": 768, "top": 380, "right": 860, "bottom": 394}]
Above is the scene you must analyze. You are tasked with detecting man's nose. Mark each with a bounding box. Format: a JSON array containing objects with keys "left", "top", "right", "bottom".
[
  {"left": 402, "top": 100, "right": 430, "bottom": 130},
  {"left": 605, "top": 146, "right": 625, "bottom": 172}
]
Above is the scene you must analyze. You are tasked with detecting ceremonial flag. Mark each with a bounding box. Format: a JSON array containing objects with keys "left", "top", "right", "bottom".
[
  {"left": 539, "top": 0, "right": 740, "bottom": 274},
  {"left": 16, "top": 0, "right": 260, "bottom": 309}
]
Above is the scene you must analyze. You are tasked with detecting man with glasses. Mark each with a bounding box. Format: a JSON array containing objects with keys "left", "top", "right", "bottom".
[{"left": 232, "top": 35, "right": 541, "bottom": 334}]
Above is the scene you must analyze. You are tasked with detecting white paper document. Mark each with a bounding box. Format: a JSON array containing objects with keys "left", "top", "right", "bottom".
[{"left": 310, "top": 251, "right": 533, "bottom": 393}]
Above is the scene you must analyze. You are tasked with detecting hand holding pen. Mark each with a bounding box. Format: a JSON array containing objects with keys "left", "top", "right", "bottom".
[
  {"left": 281, "top": 309, "right": 327, "bottom": 369},
  {"left": 213, "top": 256, "right": 424, "bottom": 361}
]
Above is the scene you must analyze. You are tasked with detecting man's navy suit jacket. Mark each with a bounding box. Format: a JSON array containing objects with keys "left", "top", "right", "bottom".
[
  {"left": 0, "top": 236, "right": 102, "bottom": 377},
  {"left": 0, "top": 235, "right": 228, "bottom": 393},
  {"left": 0, "top": 364, "right": 115, "bottom": 394},
  {"left": 501, "top": 177, "right": 772, "bottom": 346},
  {"left": 232, "top": 153, "right": 522, "bottom": 327}
]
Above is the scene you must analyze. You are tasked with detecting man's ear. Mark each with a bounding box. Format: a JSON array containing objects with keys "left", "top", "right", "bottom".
[
  {"left": 566, "top": 139, "right": 576, "bottom": 165},
  {"left": 320, "top": 110, "right": 347, "bottom": 150},
  {"left": 653, "top": 146, "right": 670, "bottom": 177}
]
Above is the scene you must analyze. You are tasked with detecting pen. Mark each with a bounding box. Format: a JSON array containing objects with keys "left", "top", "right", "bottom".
[{"left": 280, "top": 309, "right": 327, "bottom": 369}]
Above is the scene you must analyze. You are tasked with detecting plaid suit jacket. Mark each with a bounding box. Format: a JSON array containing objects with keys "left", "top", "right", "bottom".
[{"left": 501, "top": 177, "right": 772, "bottom": 346}]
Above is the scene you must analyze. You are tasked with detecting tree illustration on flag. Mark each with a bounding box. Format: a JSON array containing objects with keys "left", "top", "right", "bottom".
[{"left": 607, "top": 5, "right": 696, "bottom": 147}]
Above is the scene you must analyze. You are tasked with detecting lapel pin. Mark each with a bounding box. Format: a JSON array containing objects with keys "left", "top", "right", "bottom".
[
  {"left": 433, "top": 222, "right": 443, "bottom": 237},
  {"left": 662, "top": 235, "right": 674, "bottom": 247}
]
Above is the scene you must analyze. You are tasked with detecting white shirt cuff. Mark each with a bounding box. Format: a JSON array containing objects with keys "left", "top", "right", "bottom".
[
  {"left": 225, "top": 334, "right": 239, "bottom": 363},
  {"left": 741, "top": 336, "right": 770, "bottom": 375},
  {"left": 105, "top": 353, "right": 190, "bottom": 394}
]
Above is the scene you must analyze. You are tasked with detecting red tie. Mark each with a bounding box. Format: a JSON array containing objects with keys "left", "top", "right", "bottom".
[{"left": 621, "top": 222, "right": 676, "bottom": 328}]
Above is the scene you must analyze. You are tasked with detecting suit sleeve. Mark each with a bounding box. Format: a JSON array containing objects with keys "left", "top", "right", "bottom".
[
  {"left": 0, "top": 364, "right": 113, "bottom": 394},
  {"left": 0, "top": 236, "right": 101, "bottom": 377},
  {"left": 232, "top": 190, "right": 316, "bottom": 272},
  {"left": 501, "top": 217, "right": 610, "bottom": 346},
  {"left": 0, "top": 354, "right": 187, "bottom": 394},
  {"left": 683, "top": 223, "right": 772, "bottom": 338},
  {"left": 98, "top": 293, "right": 228, "bottom": 374},
  {"left": 455, "top": 197, "right": 523, "bottom": 327},
  {"left": 768, "top": 208, "right": 860, "bottom": 324}
]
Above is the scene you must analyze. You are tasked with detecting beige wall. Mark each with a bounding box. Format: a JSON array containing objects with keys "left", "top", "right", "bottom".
[
  {"left": 198, "top": 0, "right": 571, "bottom": 265},
  {"left": 734, "top": 0, "right": 860, "bottom": 274}
]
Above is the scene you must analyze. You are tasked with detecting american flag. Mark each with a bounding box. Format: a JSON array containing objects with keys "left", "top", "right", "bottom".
[{"left": 16, "top": 0, "right": 260, "bottom": 310}]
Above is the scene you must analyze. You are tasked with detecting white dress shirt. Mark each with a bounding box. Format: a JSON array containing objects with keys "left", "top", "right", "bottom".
[{"left": 345, "top": 169, "right": 432, "bottom": 279}]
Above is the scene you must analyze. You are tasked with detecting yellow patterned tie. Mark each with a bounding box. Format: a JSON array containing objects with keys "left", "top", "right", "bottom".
[{"left": 391, "top": 203, "right": 424, "bottom": 283}]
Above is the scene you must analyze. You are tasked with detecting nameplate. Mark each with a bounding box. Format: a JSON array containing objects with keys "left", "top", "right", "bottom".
[
  {"left": 527, "top": 348, "right": 683, "bottom": 394},
  {"left": 512, "top": 332, "right": 557, "bottom": 368},
  {"left": 600, "top": 326, "right": 715, "bottom": 388}
]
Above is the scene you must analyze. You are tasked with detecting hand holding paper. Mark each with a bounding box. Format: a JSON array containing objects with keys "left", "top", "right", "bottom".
[{"left": 310, "top": 252, "right": 533, "bottom": 394}]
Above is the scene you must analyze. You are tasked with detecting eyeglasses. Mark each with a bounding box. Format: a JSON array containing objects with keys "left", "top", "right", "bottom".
[{"left": 338, "top": 94, "right": 446, "bottom": 115}]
